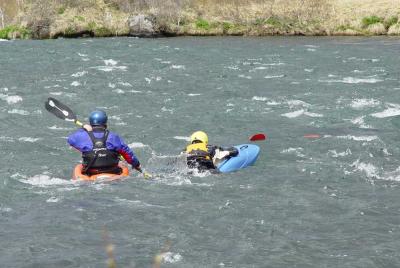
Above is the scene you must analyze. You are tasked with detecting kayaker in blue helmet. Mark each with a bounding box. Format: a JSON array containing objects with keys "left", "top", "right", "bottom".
[
  {"left": 185, "top": 131, "right": 238, "bottom": 171},
  {"left": 67, "top": 110, "right": 144, "bottom": 176}
]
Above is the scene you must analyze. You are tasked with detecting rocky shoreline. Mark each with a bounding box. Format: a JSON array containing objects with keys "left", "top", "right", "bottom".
[{"left": 0, "top": 0, "right": 399, "bottom": 39}]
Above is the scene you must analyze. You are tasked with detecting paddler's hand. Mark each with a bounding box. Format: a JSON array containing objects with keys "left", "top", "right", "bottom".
[
  {"left": 134, "top": 165, "right": 152, "bottom": 179},
  {"left": 82, "top": 124, "right": 93, "bottom": 132}
]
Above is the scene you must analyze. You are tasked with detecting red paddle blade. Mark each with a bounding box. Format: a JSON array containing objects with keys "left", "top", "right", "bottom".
[
  {"left": 249, "top": 133, "right": 266, "bottom": 141},
  {"left": 303, "top": 134, "right": 321, "bottom": 139}
]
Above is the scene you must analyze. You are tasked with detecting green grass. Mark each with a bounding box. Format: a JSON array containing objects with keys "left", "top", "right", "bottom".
[
  {"left": 74, "top": 16, "right": 85, "bottom": 22},
  {"left": 385, "top": 16, "right": 398, "bottom": 29},
  {"left": 94, "top": 27, "right": 112, "bottom": 37},
  {"left": 87, "top": 21, "right": 97, "bottom": 31},
  {"left": 265, "top": 17, "right": 283, "bottom": 27},
  {"left": 57, "top": 6, "right": 66, "bottom": 15},
  {"left": 362, "top": 16, "right": 383, "bottom": 28},
  {"left": 222, "top": 22, "right": 233, "bottom": 32},
  {"left": 196, "top": 18, "right": 210, "bottom": 30},
  {"left": 0, "top": 25, "right": 31, "bottom": 39}
]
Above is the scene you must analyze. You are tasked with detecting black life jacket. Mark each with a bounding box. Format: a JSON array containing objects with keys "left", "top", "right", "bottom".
[
  {"left": 186, "top": 142, "right": 215, "bottom": 170},
  {"left": 82, "top": 129, "right": 120, "bottom": 170}
]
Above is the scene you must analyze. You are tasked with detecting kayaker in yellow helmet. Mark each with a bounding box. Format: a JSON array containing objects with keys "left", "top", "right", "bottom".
[{"left": 185, "top": 131, "right": 238, "bottom": 171}]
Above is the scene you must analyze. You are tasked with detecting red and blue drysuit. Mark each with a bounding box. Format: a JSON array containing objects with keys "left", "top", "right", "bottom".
[{"left": 67, "top": 128, "right": 140, "bottom": 174}]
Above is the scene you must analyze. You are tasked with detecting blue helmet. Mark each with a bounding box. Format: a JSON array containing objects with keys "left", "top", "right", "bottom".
[{"left": 89, "top": 110, "right": 108, "bottom": 126}]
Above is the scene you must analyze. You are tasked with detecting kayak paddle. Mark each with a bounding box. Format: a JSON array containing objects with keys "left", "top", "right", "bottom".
[
  {"left": 45, "top": 97, "right": 83, "bottom": 127},
  {"left": 44, "top": 97, "right": 152, "bottom": 179},
  {"left": 249, "top": 133, "right": 266, "bottom": 141}
]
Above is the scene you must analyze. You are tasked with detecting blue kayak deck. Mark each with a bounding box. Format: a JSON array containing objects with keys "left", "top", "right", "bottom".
[{"left": 216, "top": 144, "right": 260, "bottom": 173}]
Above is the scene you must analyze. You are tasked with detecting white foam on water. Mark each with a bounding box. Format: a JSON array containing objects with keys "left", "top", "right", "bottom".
[
  {"left": 48, "top": 125, "right": 73, "bottom": 130},
  {"left": 328, "top": 148, "right": 352, "bottom": 158},
  {"left": 304, "top": 68, "right": 314, "bottom": 72},
  {"left": 0, "top": 39, "right": 9, "bottom": 42},
  {"left": 0, "top": 94, "right": 22, "bottom": 104},
  {"left": 109, "top": 115, "right": 122, "bottom": 121},
  {"left": 352, "top": 160, "right": 379, "bottom": 179},
  {"left": 173, "top": 136, "right": 190, "bottom": 141},
  {"left": 371, "top": 107, "right": 400, "bottom": 118},
  {"left": 382, "top": 167, "right": 400, "bottom": 181},
  {"left": 350, "top": 98, "right": 380, "bottom": 109},
  {"left": 46, "top": 197, "right": 59, "bottom": 203},
  {"left": 161, "top": 107, "right": 174, "bottom": 113},
  {"left": 337, "top": 135, "right": 378, "bottom": 142},
  {"left": 112, "top": 89, "right": 125, "bottom": 94},
  {"left": 170, "top": 65, "right": 185, "bottom": 69},
  {"left": 226, "top": 65, "right": 240, "bottom": 70},
  {"left": 0, "top": 207, "right": 12, "bottom": 212},
  {"left": 307, "top": 48, "right": 316, "bottom": 52},
  {"left": 19, "top": 174, "right": 72, "bottom": 187},
  {"left": 281, "top": 147, "right": 305, "bottom": 157},
  {"left": 18, "top": 137, "right": 42, "bottom": 142},
  {"left": 71, "top": 81, "right": 81, "bottom": 87},
  {"left": 8, "top": 109, "right": 30, "bottom": 115},
  {"left": 71, "top": 71, "right": 88, "bottom": 77},
  {"left": 350, "top": 116, "right": 372, "bottom": 129},
  {"left": 287, "top": 100, "right": 311, "bottom": 108},
  {"left": 108, "top": 83, "right": 116, "bottom": 88},
  {"left": 91, "top": 66, "right": 127, "bottom": 72},
  {"left": 118, "top": 82, "right": 132, "bottom": 87},
  {"left": 238, "top": 74, "right": 252, "bottom": 79},
  {"left": 0, "top": 136, "right": 14, "bottom": 142},
  {"left": 161, "top": 252, "right": 182, "bottom": 264},
  {"left": 264, "top": 74, "right": 285, "bottom": 79},
  {"left": 104, "top": 59, "right": 118, "bottom": 66},
  {"left": 252, "top": 96, "right": 268, "bottom": 101},
  {"left": 267, "top": 101, "right": 280, "bottom": 106},
  {"left": 49, "top": 91, "right": 63, "bottom": 95},
  {"left": 115, "top": 197, "right": 167, "bottom": 208},
  {"left": 304, "top": 111, "right": 323, "bottom": 117},
  {"left": 188, "top": 93, "right": 201, "bottom": 96},
  {"left": 262, "top": 62, "right": 285, "bottom": 66},
  {"left": 254, "top": 66, "right": 268, "bottom": 70},
  {"left": 78, "top": 53, "right": 88, "bottom": 57},
  {"left": 281, "top": 109, "right": 304, "bottom": 118},
  {"left": 128, "top": 142, "right": 149, "bottom": 148},
  {"left": 319, "top": 77, "right": 383, "bottom": 84},
  {"left": 129, "top": 90, "right": 142, "bottom": 93}
]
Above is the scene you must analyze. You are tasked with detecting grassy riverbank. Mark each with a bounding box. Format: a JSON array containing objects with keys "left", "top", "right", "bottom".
[{"left": 0, "top": 0, "right": 399, "bottom": 39}]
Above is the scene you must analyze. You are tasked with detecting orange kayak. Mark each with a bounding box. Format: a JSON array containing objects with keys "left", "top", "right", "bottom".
[{"left": 72, "top": 164, "right": 129, "bottom": 181}]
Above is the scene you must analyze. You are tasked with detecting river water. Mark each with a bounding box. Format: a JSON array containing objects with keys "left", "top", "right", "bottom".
[{"left": 1, "top": 37, "right": 400, "bottom": 267}]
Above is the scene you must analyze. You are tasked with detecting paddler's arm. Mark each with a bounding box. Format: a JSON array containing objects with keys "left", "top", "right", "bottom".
[{"left": 110, "top": 133, "right": 142, "bottom": 171}]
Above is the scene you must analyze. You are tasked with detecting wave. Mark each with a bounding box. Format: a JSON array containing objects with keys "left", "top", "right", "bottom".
[
  {"left": 17, "top": 174, "right": 73, "bottom": 187},
  {"left": 18, "top": 137, "right": 42, "bottom": 142},
  {"left": 319, "top": 77, "right": 383, "bottom": 84},
  {"left": 371, "top": 107, "right": 400, "bottom": 118},
  {"left": 71, "top": 71, "right": 88, "bottom": 77},
  {"left": 336, "top": 135, "right": 378, "bottom": 142},
  {"left": 264, "top": 74, "right": 285, "bottom": 79},
  {"left": 281, "top": 109, "right": 323, "bottom": 118},
  {"left": 8, "top": 109, "right": 30, "bottom": 115},
  {"left": 350, "top": 98, "right": 380, "bottom": 109},
  {"left": 0, "top": 93, "right": 22, "bottom": 104}
]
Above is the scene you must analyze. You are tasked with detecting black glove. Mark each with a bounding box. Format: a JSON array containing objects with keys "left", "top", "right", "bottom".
[{"left": 229, "top": 148, "right": 239, "bottom": 157}]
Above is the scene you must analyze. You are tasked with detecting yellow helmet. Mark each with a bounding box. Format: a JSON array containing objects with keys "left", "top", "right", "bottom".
[{"left": 190, "top": 131, "right": 208, "bottom": 144}]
